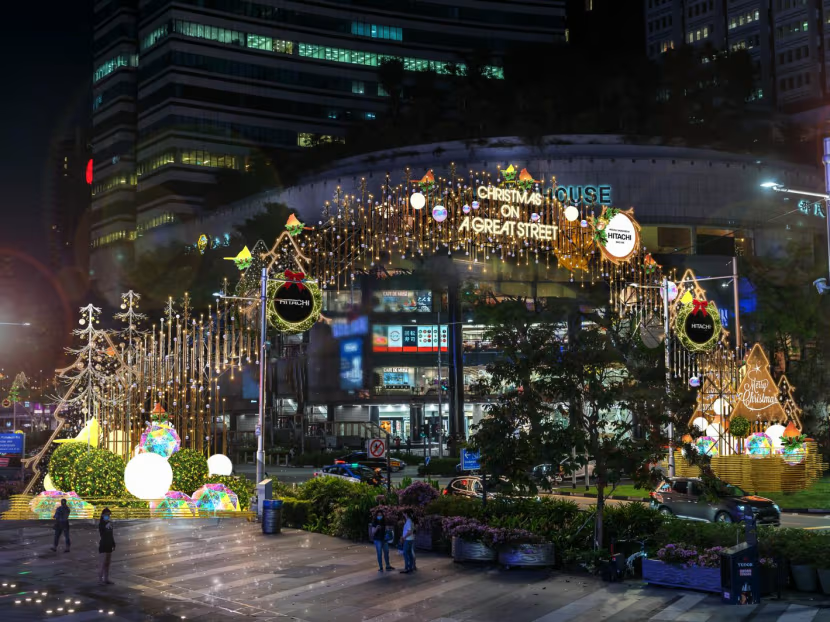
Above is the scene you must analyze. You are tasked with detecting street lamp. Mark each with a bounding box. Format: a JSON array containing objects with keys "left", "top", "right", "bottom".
[{"left": 760, "top": 178, "right": 830, "bottom": 293}]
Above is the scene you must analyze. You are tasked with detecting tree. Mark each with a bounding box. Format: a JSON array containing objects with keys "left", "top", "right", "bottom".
[{"left": 469, "top": 296, "right": 693, "bottom": 549}]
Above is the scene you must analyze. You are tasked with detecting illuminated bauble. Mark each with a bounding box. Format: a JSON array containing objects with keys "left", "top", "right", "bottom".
[
  {"left": 409, "top": 192, "right": 426, "bottom": 210},
  {"left": 691, "top": 417, "right": 709, "bottom": 432},
  {"left": 472, "top": 201, "right": 480, "bottom": 210},
  {"left": 152, "top": 491, "right": 197, "bottom": 517},
  {"left": 580, "top": 219, "right": 588, "bottom": 228},
  {"left": 29, "top": 491, "right": 94, "bottom": 519},
  {"left": 432, "top": 205, "right": 447, "bottom": 222},
  {"left": 207, "top": 454, "right": 233, "bottom": 476},
  {"left": 139, "top": 421, "right": 181, "bottom": 458},
  {"left": 659, "top": 281, "right": 679, "bottom": 302},
  {"left": 689, "top": 376, "right": 701, "bottom": 388},
  {"left": 745, "top": 433, "right": 773, "bottom": 457},
  {"left": 124, "top": 452, "right": 173, "bottom": 500},
  {"left": 193, "top": 483, "right": 239, "bottom": 512},
  {"left": 695, "top": 436, "right": 719, "bottom": 457},
  {"left": 564, "top": 206, "right": 579, "bottom": 222},
  {"left": 530, "top": 213, "right": 540, "bottom": 222},
  {"left": 462, "top": 204, "right": 471, "bottom": 214},
  {"left": 43, "top": 474, "right": 56, "bottom": 492},
  {"left": 782, "top": 445, "right": 806, "bottom": 465},
  {"left": 765, "top": 424, "right": 786, "bottom": 448}
]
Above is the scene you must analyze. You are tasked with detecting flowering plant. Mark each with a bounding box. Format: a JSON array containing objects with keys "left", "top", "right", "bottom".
[
  {"left": 397, "top": 481, "right": 439, "bottom": 507},
  {"left": 370, "top": 504, "right": 421, "bottom": 525},
  {"left": 695, "top": 546, "right": 726, "bottom": 568},
  {"left": 441, "top": 517, "right": 539, "bottom": 548},
  {"left": 759, "top": 557, "right": 777, "bottom": 568},
  {"left": 656, "top": 544, "right": 727, "bottom": 568}
]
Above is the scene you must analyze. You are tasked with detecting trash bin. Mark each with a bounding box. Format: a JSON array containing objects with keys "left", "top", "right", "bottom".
[
  {"left": 262, "top": 499, "right": 283, "bottom": 535},
  {"left": 720, "top": 542, "right": 760, "bottom": 605}
]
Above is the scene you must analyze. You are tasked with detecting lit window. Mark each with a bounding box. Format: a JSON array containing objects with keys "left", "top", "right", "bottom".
[
  {"left": 352, "top": 80, "right": 365, "bottom": 94},
  {"left": 93, "top": 54, "right": 138, "bottom": 83},
  {"left": 140, "top": 24, "right": 169, "bottom": 51},
  {"left": 365, "top": 112, "right": 376, "bottom": 120},
  {"left": 351, "top": 21, "right": 403, "bottom": 41},
  {"left": 297, "top": 133, "right": 345, "bottom": 148}
]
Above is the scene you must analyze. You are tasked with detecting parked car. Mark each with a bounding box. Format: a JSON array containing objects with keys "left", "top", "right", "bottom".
[
  {"left": 530, "top": 460, "right": 596, "bottom": 486},
  {"left": 314, "top": 464, "right": 383, "bottom": 486},
  {"left": 441, "top": 475, "right": 526, "bottom": 499},
  {"left": 335, "top": 451, "right": 405, "bottom": 472},
  {"left": 649, "top": 477, "right": 781, "bottom": 526}
]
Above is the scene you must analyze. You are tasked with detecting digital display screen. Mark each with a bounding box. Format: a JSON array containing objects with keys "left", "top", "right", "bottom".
[
  {"left": 340, "top": 338, "right": 364, "bottom": 391},
  {"left": 373, "top": 290, "right": 432, "bottom": 313},
  {"left": 373, "top": 325, "right": 447, "bottom": 352}
]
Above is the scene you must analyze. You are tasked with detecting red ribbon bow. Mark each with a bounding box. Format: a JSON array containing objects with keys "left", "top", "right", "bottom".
[
  {"left": 284, "top": 270, "right": 305, "bottom": 291},
  {"left": 691, "top": 299, "right": 708, "bottom": 317}
]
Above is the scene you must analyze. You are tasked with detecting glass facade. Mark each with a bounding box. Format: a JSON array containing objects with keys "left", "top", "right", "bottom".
[{"left": 93, "top": 54, "right": 138, "bottom": 83}]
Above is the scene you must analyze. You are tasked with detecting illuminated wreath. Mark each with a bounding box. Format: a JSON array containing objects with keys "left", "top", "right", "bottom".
[
  {"left": 266, "top": 274, "right": 322, "bottom": 334},
  {"left": 674, "top": 299, "right": 722, "bottom": 353}
]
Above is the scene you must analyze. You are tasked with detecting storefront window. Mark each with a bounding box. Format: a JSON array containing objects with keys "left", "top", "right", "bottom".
[{"left": 371, "top": 290, "right": 432, "bottom": 312}]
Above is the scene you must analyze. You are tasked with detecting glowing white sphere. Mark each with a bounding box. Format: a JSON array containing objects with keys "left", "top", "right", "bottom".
[
  {"left": 705, "top": 424, "right": 723, "bottom": 439},
  {"left": 44, "top": 474, "right": 56, "bottom": 492},
  {"left": 564, "top": 206, "right": 579, "bottom": 222},
  {"left": 692, "top": 417, "right": 709, "bottom": 432},
  {"left": 124, "top": 452, "right": 173, "bottom": 500},
  {"left": 207, "top": 454, "right": 233, "bottom": 476},
  {"left": 410, "top": 192, "right": 426, "bottom": 210},
  {"left": 713, "top": 398, "right": 730, "bottom": 417},
  {"left": 766, "top": 424, "right": 786, "bottom": 448}
]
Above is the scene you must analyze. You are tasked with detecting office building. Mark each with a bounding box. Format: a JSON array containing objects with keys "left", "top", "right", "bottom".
[
  {"left": 90, "top": 0, "right": 567, "bottom": 294},
  {"left": 644, "top": 0, "right": 829, "bottom": 110}
]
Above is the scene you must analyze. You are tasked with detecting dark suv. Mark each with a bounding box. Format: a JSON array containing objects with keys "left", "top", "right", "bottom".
[{"left": 650, "top": 477, "right": 781, "bottom": 526}]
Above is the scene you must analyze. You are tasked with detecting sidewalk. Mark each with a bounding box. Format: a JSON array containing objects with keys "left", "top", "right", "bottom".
[{"left": 1, "top": 518, "right": 829, "bottom": 621}]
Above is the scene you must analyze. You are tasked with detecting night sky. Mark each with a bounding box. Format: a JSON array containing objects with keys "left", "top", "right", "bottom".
[
  {"left": 0, "top": 2, "right": 91, "bottom": 374},
  {"left": 0, "top": 2, "right": 91, "bottom": 254}
]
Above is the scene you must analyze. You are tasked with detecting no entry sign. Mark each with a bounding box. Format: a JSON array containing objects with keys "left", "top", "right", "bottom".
[{"left": 368, "top": 438, "right": 386, "bottom": 459}]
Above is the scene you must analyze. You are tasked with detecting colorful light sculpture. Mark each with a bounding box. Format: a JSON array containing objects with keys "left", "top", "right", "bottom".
[
  {"left": 193, "top": 483, "right": 239, "bottom": 512},
  {"left": 152, "top": 491, "right": 197, "bottom": 517},
  {"left": 139, "top": 421, "right": 181, "bottom": 458},
  {"left": 695, "top": 436, "right": 719, "bottom": 457},
  {"left": 745, "top": 433, "right": 774, "bottom": 457},
  {"left": 29, "top": 491, "right": 94, "bottom": 519}
]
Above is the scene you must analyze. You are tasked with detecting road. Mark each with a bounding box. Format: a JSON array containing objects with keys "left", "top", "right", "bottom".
[{"left": 246, "top": 465, "right": 830, "bottom": 530}]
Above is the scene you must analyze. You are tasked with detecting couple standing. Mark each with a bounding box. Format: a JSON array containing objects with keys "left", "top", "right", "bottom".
[
  {"left": 49, "top": 499, "right": 116, "bottom": 584},
  {"left": 371, "top": 509, "right": 416, "bottom": 574}
]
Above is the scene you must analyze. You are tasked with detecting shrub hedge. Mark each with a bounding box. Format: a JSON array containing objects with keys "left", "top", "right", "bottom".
[{"left": 417, "top": 458, "right": 459, "bottom": 476}]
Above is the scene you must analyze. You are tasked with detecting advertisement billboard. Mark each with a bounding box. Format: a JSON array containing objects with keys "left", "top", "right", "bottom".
[{"left": 340, "top": 338, "right": 364, "bottom": 391}]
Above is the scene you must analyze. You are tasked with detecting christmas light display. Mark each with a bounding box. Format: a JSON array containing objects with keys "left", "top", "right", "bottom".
[
  {"left": 29, "top": 492, "right": 94, "bottom": 519},
  {"left": 207, "top": 454, "right": 233, "bottom": 476},
  {"left": 745, "top": 433, "right": 774, "bottom": 457},
  {"left": 152, "top": 491, "right": 197, "bottom": 517},
  {"left": 193, "top": 483, "right": 239, "bottom": 512},
  {"left": 124, "top": 452, "right": 173, "bottom": 500}
]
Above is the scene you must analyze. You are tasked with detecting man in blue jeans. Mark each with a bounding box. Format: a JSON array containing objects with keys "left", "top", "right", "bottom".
[
  {"left": 400, "top": 509, "right": 416, "bottom": 573},
  {"left": 370, "top": 510, "right": 394, "bottom": 572}
]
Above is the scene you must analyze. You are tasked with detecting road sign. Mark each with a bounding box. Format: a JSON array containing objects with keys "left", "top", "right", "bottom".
[
  {"left": 461, "top": 449, "right": 480, "bottom": 471},
  {"left": 368, "top": 438, "right": 386, "bottom": 459},
  {"left": 425, "top": 456, "right": 431, "bottom": 466}
]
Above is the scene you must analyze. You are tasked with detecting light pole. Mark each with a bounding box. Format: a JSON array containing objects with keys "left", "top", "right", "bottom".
[
  {"left": 631, "top": 272, "right": 740, "bottom": 477},
  {"left": 761, "top": 179, "right": 830, "bottom": 291}
]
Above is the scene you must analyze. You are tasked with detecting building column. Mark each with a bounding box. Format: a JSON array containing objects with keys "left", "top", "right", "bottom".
[
  {"left": 447, "top": 282, "right": 465, "bottom": 446},
  {"left": 369, "top": 405, "right": 380, "bottom": 426}
]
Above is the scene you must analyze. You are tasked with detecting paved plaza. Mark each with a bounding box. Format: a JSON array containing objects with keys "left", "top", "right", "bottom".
[{"left": 0, "top": 518, "right": 829, "bottom": 622}]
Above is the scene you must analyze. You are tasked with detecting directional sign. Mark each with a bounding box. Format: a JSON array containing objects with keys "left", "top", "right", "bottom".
[
  {"left": 0, "top": 433, "right": 24, "bottom": 456},
  {"left": 368, "top": 438, "right": 386, "bottom": 459},
  {"left": 461, "top": 449, "right": 480, "bottom": 471},
  {"left": 425, "top": 456, "right": 431, "bottom": 466}
]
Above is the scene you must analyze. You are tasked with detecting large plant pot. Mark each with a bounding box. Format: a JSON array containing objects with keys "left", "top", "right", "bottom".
[
  {"left": 817, "top": 568, "right": 830, "bottom": 596},
  {"left": 498, "top": 543, "right": 555, "bottom": 568},
  {"left": 451, "top": 536, "right": 497, "bottom": 563},
  {"left": 791, "top": 564, "right": 818, "bottom": 593},
  {"left": 414, "top": 525, "right": 445, "bottom": 552},
  {"left": 642, "top": 559, "right": 720, "bottom": 593}
]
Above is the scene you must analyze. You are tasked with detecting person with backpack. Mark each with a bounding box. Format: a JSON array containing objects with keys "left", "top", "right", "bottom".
[
  {"left": 400, "top": 508, "right": 417, "bottom": 574},
  {"left": 50, "top": 498, "right": 71, "bottom": 553},
  {"left": 370, "top": 509, "right": 395, "bottom": 572}
]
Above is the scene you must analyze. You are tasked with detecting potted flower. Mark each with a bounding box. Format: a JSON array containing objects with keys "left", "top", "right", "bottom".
[
  {"left": 442, "top": 517, "right": 497, "bottom": 562},
  {"left": 414, "top": 514, "right": 445, "bottom": 552},
  {"left": 642, "top": 544, "right": 722, "bottom": 592},
  {"left": 495, "top": 529, "right": 554, "bottom": 569}
]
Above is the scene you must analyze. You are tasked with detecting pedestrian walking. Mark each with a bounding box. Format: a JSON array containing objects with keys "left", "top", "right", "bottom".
[
  {"left": 98, "top": 508, "right": 116, "bottom": 585},
  {"left": 370, "top": 510, "right": 394, "bottom": 572},
  {"left": 50, "top": 498, "right": 71, "bottom": 552},
  {"left": 400, "top": 509, "right": 416, "bottom": 573}
]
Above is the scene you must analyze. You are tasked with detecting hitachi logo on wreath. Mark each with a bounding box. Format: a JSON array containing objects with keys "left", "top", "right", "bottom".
[
  {"left": 690, "top": 323, "right": 710, "bottom": 330},
  {"left": 277, "top": 299, "right": 311, "bottom": 307},
  {"left": 608, "top": 232, "right": 632, "bottom": 241}
]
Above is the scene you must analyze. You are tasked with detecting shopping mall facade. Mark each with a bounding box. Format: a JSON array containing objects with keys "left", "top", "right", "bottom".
[{"left": 98, "top": 135, "right": 828, "bottom": 442}]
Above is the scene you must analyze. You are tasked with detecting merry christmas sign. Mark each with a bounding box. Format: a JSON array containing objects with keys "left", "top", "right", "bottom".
[{"left": 731, "top": 344, "right": 787, "bottom": 423}]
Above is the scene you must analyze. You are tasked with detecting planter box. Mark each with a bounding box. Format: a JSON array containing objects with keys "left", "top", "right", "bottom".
[
  {"left": 451, "top": 536, "right": 497, "bottom": 563},
  {"left": 760, "top": 566, "right": 778, "bottom": 596},
  {"left": 642, "top": 559, "right": 720, "bottom": 593},
  {"left": 498, "top": 543, "right": 554, "bottom": 568},
  {"left": 817, "top": 568, "right": 830, "bottom": 596},
  {"left": 414, "top": 526, "right": 445, "bottom": 552},
  {"left": 791, "top": 564, "right": 818, "bottom": 593}
]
